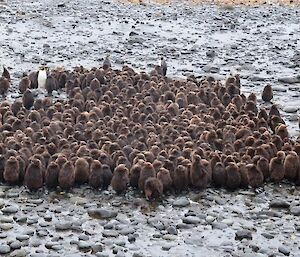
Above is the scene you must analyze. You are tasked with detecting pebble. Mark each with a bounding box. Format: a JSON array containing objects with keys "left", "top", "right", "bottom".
[
  {"left": 278, "top": 76, "right": 300, "bottom": 84},
  {"left": 0, "top": 223, "right": 13, "bottom": 230},
  {"left": 167, "top": 225, "right": 178, "bottom": 235},
  {"left": 16, "top": 235, "right": 30, "bottom": 241},
  {"left": 2, "top": 206, "right": 19, "bottom": 214},
  {"left": 102, "top": 230, "right": 119, "bottom": 238},
  {"left": 290, "top": 206, "right": 300, "bottom": 216},
  {"left": 10, "top": 241, "right": 22, "bottom": 250},
  {"left": 10, "top": 249, "right": 27, "bottom": 257},
  {"left": 88, "top": 209, "right": 118, "bottom": 219},
  {"left": 235, "top": 230, "right": 253, "bottom": 240},
  {"left": 222, "top": 219, "right": 234, "bottom": 226},
  {"left": 278, "top": 246, "right": 290, "bottom": 256},
  {"left": 182, "top": 216, "right": 200, "bottom": 224},
  {"left": 78, "top": 241, "right": 91, "bottom": 251},
  {"left": 173, "top": 197, "right": 190, "bottom": 207},
  {"left": 0, "top": 244, "right": 11, "bottom": 254},
  {"left": 269, "top": 199, "right": 290, "bottom": 209},
  {"left": 283, "top": 106, "right": 298, "bottom": 113},
  {"left": 206, "top": 215, "right": 216, "bottom": 224}
]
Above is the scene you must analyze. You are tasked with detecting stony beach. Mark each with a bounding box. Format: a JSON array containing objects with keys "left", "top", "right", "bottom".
[{"left": 0, "top": 0, "right": 300, "bottom": 256}]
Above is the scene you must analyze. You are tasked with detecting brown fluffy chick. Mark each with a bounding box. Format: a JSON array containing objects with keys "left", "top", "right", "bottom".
[
  {"left": 270, "top": 151, "right": 285, "bottom": 182},
  {"left": 138, "top": 161, "right": 155, "bottom": 191},
  {"left": 144, "top": 177, "right": 163, "bottom": 200},
  {"left": 275, "top": 124, "right": 289, "bottom": 140},
  {"left": 212, "top": 162, "right": 226, "bottom": 188},
  {"left": 173, "top": 165, "right": 189, "bottom": 193},
  {"left": 45, "top": 161, "right": 59, "bottom": 188},
  {"left": 129, "top": 161, "right": 142, "bottom": 189},
  {"left": 246, "top": 164, "right": 264, "bottom": 188},
  {"left": 111, "top": 164, "right": 129, "bottom": 194},
  {"left": 74, "top": 157, "right": 89, "bottom": 184},
  {"left": 3, "top": 156, "right": 19, "bottom": 184},
  {"left": 284, "top": 151, "right": 299, "bottom": 181},
  {"left": 190, "top": 155, "right": 209, "bottom": 189},
  {"left": 58, "top": 161, "right": 75, "bottom": 189},
  {"left": 19, "top": 76, "right": 31, "bottom": 93},
  {"left": 0, "top": 77, "right": 10, "bottom": 96},
  {"left": 225, "top": 162, "right": 241, "bottom": 190},
  {"left": 89, "top": 160, "right": 103, "bottom": 189},
  {"left": 262, "top": 84, "right": 273, "bottom": 102},
  {"left": 24, "top": 158, "right": 44, "bottom": 191},
  {"left": 157, "top": 167, "right": 172, "bottom": 192}
]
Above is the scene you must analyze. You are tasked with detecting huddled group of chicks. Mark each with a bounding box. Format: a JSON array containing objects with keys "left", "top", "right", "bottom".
[{"left": 0, "top": 58, "right": 299, "bottom": 199}]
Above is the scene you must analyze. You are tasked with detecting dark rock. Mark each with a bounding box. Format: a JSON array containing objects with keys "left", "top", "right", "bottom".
[
  {"left": 88, "top": 209, "right": 118, "bottom": 219},
  {"left": 182, "top": 216, "right": 200, "bottom": 224},
  {"left": 278, "top": 246, "right": 290, "bottom": 256},
  {"left": 235, "top": 230, "right": 253, "bottom": 240},
  {"left": 269, "top": 199, "right": 290, "bottom": 209}
]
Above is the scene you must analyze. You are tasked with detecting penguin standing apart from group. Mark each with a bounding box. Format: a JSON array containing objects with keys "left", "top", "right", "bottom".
[
  {"left": 160, "top": 57, "right": 167, "bottom": 76},
  {"left": 37, "top": 66, "right": 48, "bottom": 90}
]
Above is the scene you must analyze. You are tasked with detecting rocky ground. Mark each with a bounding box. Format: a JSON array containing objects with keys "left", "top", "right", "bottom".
[{"left": 0, "top": 0, "right": 300, "bottom": 256}]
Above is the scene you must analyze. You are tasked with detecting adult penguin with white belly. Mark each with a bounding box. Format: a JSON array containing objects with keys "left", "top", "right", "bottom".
[{"left": 37, "top": 66, "right": 48, "bottom": 90}]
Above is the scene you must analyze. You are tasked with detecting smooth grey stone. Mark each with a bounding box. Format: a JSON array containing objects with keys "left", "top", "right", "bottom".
[
  {"left": 278, "top": 76, "right": 300, "bottom": 84},
  {"left": 235, "top": 230, "right": 253, "bottom": 240},
  {"left": 0, "top": 244, "right": 10, "bottom": 254},
  {"left": 269, "top": 199, "right": 290, "bottom": 209},
  {"left": 78, "top": 241, "right": 91, "bottom": 251},
  {"left": 10, "top": 241, "right": 22, "bottom": 250},
  {"left": 16, "top": 235, "right": 30, "bottom": 241},
  {"left": 290, "top": 206, "right": 300, "bottom": 216},
  {"left": 55, "top": 222, "right": 72, "bottom": 231},
  {"left": 261, "top": 232, "right": 275, "bottom": 239},
  {"left": 278, "top": 246, "right": 290, "bottom": 256},
  {"left": 10, "top": 249, "right": 27, "bottom": 257},
  {"left": 2, "top": 206, "right": 19, "bottom": 214},
  {"left": 88, "top": 209, "right": 117, "bottom": 219},
  {"left": 173, "top": 197, "right": 190, "bottom": 207},
  {"left": 102, "top": 230, "right": 119, "bottom": 238},
  {"left": 182, "top": 216, "right": 200, "bottom": 224},
  {"left": 167, "top": 225, "right": 178, "bottom": 235}
]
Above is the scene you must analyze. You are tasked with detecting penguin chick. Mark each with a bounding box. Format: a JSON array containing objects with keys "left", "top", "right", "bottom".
[
  {"left": 262, "top": 84, "right": 273, "bottom": 102},
  {"left": 0, "top": 77, "right": 10, "bottom": 96},
  {"left": 138, "top": 161, "right": 156, "bottom": 191},
  {"left": 24, "top": 158, "right": 43, "bottom": 191},
  {"left": 89, "top": 160, "right": 103, "bottom": 189},
  {"left": 45, "top": 161, "right": 59, "bottom": 188},
  {"left": 19, "top": 76, "right": 31, "bottom": 93},
  {"left": 173, "top": 165, "right": 189, "bottom": 192},
  {"left": 257, "top": 157, "right": 270, "bottom": 181},
  {"left": 2, "top": 66, "right": 11, "bottom": 81},
  {"left": 246, "top": 164, "right": 264, "bottom": 188},
  {"left": 190, "top": 155, "right": 209, "bottom": 189},
  {"left": 45, "top": 74, "right": 57, "bottom": 95},
  {"left": 22, "top": 89, "right": 34, "bottom": 110},
  {"left": 74, "top": 157, "right": 89, "bottom": 184},
  {"left": 275, "top": 124, "right": 289, "bottom": 140},
  {"left": 129, "top": 161, "right": 142, "bottom": 188},
  {"left": 101, "top": 164, "right": 113, "bottom": 189},
  {"left": 284, "top": 151, "right": 299, "bottom": 181},
  {"left": 103, "top": 54, "right": 111, "bottom": 70},
  {"left": 144, "top": 177, "right": 163, "bottom": 200},
  {"left": 111, "top": 164, "right": 129, "bottom": 194},
  {"left": 212, "top": 162, "right": 226, "bottom": 188},
  {"left": 58, "top": 161, "right": 75, "bottom": 189},
  {"left": 225, "top": 162, "right": 241, "bottom": 190},
  {"left": 157, "top": 167, "right": 172, "bottom": 192},
  {"left": 3, "top": 156, "right": 19, "bottom": 184},
  {"left": 270, "top": 151, "right": 285, "bottom": 182}
]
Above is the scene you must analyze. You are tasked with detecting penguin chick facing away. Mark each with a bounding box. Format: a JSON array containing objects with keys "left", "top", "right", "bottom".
[
  {"left": 45, "top": 161, "right": 59, "bottom": 188},
  {"left": 4, "top": 156, "right": 19, "bottom": 184},
  {"left": 262, "top": 84, "right": 273, "bottom": 102},
  {"left": 89, "top": 160, "right": 103, "bottom": 189},
  {"left": 270, "top": 151, "right": 285, "bottom": 182},
  {"left": 74, "top": 157, "right": 89, "bottom": 184},
  {"left": 59, "top": 161, "right": 75, "bottom": 189}
]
